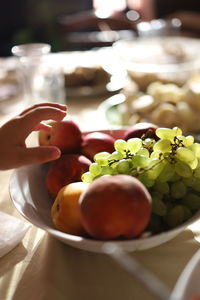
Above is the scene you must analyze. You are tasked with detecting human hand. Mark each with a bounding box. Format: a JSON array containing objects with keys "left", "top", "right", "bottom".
[{"left": 0, "top": 102, "right": 67, "bottom": 170}]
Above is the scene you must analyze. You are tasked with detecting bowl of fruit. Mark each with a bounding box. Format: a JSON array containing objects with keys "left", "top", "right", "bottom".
[{"left": 9, "top": 119, "right": 200, "bottom": 253}]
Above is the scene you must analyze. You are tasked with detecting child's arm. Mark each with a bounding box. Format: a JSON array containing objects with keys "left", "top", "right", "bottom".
[{"left": 0, "top": 103, "right": 67, "bottom": 170}]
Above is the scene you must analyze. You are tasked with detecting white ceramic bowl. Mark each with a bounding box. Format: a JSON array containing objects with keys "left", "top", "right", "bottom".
[
  {"left": 9, "top": 130, "right": 200, "bottom": 253},
  {"left": 113, "top": 36, "right": 200, "bottom": 90},
  {"left": 171, "top": 248, "right": 200, "bottom": 300}
]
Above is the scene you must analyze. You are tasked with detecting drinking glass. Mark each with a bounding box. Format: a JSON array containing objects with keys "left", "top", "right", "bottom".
[
  {"left": 11, "top": 43, "right": 66, "bottom": 106},
  {"left": 0, "top": 57, "right": 26, "bottom": 114}
]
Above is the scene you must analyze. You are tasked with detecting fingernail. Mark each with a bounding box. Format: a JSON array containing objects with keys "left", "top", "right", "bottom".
[
  {"left": 60, "top": 104, "right": 67, "bottom": 111},
  {"left": 50, "top": 148, "right": 61, "bottom": 159}
]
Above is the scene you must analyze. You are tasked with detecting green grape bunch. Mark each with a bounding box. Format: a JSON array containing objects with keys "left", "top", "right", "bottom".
[{"left": 81, "top": 127, "right": 200, "bottom": 234}]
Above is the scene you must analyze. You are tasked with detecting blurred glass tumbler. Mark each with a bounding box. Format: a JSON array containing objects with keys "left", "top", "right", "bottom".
[
  {"left": 0, "top": 58, "right": 26, "bottom": 114},
  {"left": 11, "top": 43, "right": 66, "bottom": 106}
]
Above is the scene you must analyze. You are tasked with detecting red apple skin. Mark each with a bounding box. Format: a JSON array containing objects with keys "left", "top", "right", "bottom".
[
  {"left": 46, "top": 154, "right": 91, "bottom": 199},
  {"left": 79, "top": 174, "right": 152, "bottom": 240},
  {"left": 124, "top": 122, "right": 158, "bottom": 140},
  {"left": 81, "top": 132, "right": 115, "bottom": 161},
  {"left": 39, "top": 119, "right": 83, "bottom": 154}
]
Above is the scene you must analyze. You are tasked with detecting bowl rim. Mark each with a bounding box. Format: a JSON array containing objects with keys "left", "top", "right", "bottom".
[
  {"left": 9, "top": 127, "right": 200, "bottom": 252},
  {"left": 113, "top": 36, "right": 200, "bottom": 73}
]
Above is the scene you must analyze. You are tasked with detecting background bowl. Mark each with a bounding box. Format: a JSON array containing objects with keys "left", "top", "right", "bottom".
[{"left": 113, "top": 36, "right": 200, "bottom": 91}]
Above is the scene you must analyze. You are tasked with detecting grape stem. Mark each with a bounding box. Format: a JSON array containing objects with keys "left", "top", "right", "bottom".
[
  {"left": 108, "top": 136, "right": 186, "bottom": 177},
  {"left": 131, "top": 158, "right": 166, "bottom": 177}
]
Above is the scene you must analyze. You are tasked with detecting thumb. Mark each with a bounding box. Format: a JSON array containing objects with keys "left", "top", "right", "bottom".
[{"left": 21, "top": 146, "right": 61, "bottom": 165}]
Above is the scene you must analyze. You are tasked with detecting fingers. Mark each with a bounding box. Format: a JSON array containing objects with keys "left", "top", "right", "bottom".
[
  {"left": 16, "top": 106, "right": 67, "bottom": 140},
  {"left": 34, "top": 122, "right": 52, "bottom": 132},
  {"left": 19, "top": 102, "right": 67, "bottom": 116},
  {"left": 15, "top": 146, "right": 62, "bottom": 167}
]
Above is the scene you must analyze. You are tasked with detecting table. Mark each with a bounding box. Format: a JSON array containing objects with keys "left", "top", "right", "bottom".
[{"left": 0, "top": 95, "right": 200, "bottom": 300}]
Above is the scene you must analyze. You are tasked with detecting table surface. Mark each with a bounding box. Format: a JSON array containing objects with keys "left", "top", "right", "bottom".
[{"left": 0, "top": 87, "right": 200, "bottom": 300}]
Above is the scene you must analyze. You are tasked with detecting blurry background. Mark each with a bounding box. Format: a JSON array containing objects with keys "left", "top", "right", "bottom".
[
  {"left": 2, "top": 0, "right": 200, "bottom": 132},
  {"left": 1, "top": 0, "right": 200, "bottom": 56}
]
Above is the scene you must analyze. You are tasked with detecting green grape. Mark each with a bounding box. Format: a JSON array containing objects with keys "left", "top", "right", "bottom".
[
  {"left": 110, "top": 161, "right": 120, "bottom": 169},
  {"left": 138, "top": 172, "right": 154, "bottom": 188},
  {"left": 157, "top": 162, "right": 175, "bottom": 182},
  {"left": 181, "top": 193, "right": 200, "bottom": 210},
  {"left": 194, "top": 167, "right": 200, "bottom": 179},
  {"left": 150, "top": 150, "right": 162, "bottom": 159},
  {"left": 168, "top": 172, "right": 181, "bottom": 182},
  {"left": 94, "top": 152, "right": 110, "bottom": 166},
  {"left": 108, "top": 151, "right": 124, "bottom": 169},
  {"left": 153, "top": 139, "right": 172, "bottom": 153},
  {"left": 116, "top": 159, "right": 131, "bottom": 174},
  {"left": 170, "top": 181, "right": 187, "bottom": 199},
  {"left": 127, "top": 138, "right": 142, "bottom": 154},
  {"left": 153, "top": 182, "right": 169, "bottom": 195},
  {"left": 108, "top": 151, "right": 124, "bottom": 161},
  {"left": 156, "top": 127, "right": 177, "bottom": 141},
  {"left": 165, "top": 205, "right": 186, "bottom": 228},
  {"left": 176, "top": 135, "right": 186, "bottom": 146},
  {"left": 147, "top": 214, "right": 165, "bottom": 234},
  {"left": 164, "top": 199, "right": 173, "bottom": 212},
  {"left": 114, "top": 139, "right": 128, "bottom": 153},
  {"left": 182, "top": 206, "right": 192, "bottom": 221},
  {"left": 108, "top": 151, "right": 124, "bottom": 168},
  {"left": 183, "top": 177, "right": 200, "bottom": 192},
  {"left": 143, "top": 138, "right": 155, "bottom": 149},
  {"left": 176, "top": 147, "right": 196, "bottom": 164},
  {"left": 182, "top": 177, "right": 195, "bottom": 187},
  {"left": 188, "top": 157, "right": 198, "bottom": 170},
  {"left": 94, "top": 151, "right": 110, "bottom": 159},
  {"left": 172, "top": 126, "right": 182, "bottom": 136},
  {"left": 130, "top": 167, "right": 138, "bottom": 177},
  {"left": 147, "top": 159, "right": 166, "bottom": 180},
  {"left": 175, "top": 161, "right": 193, "bottom": 178},
  {"left": 151, "top": 193, "right": 167, "bottom": 216},
  {"left": 196, "top": 160, "right": 200, "bottom": 168},
  {"left": 81, "top": 171, "right": 93, "bottom": 183},
  {"left": 184, "top": 135, "right": 194, "bottom": 147},
  {"left": 132, "top": 155, "right": 150, "bottom": 168},
  {"left": 137, "top": 148, "right": 150, "bottom": 157},
  {"left": 188, "top": 143, "right": 200, "bottom": 159},
  {"left": 101, "top": 165, "right": 114, "bottom": 175},
  {"left": 89, "top": 163, "right": 101, "bottom": 177},
  {"left": 190, "top": 178, "right": 200, "bottom": 192}
]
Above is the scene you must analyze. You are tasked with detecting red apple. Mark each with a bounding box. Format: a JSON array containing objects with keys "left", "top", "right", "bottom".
[
  {"left": 46, "top": 154, "right": 91, "bottom": 199},
  {"left": 79, "top": 174, "right": 152, "bottom": 240},
  {"left": 39, "top": 118, "right": 82, "bottom": 154},
  {"left": 81, "top": 132, "right": 115, "bottom": 161},
  {"left": 124, "top": 122, "right": 158, "bottom": 140}
]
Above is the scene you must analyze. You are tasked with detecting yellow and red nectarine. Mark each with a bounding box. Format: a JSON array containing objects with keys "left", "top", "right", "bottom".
[{"left": 51, "top": 181, "right": 90, "bottom": 235}]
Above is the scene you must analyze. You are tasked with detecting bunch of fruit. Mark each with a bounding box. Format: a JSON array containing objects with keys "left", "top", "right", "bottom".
[{"left": 39, "top": 119, "right": 200, "bottom": 241}]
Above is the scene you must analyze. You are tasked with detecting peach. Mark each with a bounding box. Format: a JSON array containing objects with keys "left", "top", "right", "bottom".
[
  {"left": 46, "top": 154, "right": 91, "bottom": 199},
  {"left": 79, "top": 174, "right": 152, "bottom": 240},
  {"left": 39, "top": 118, "right": 82, "bottom": 154},
  {"left": 51, "top": 182, "right": 90, "bottom": 236},
  {"left": 81, "top": 132, "right": 115, "bottom": 161},
  {"left": 124, "top": 122, "right": 158, "bottom": 140}
]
